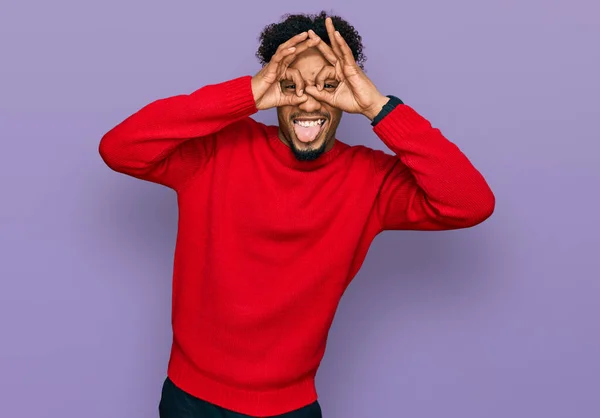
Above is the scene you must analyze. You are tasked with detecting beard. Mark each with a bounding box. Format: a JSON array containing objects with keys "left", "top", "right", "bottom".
[
  {"left": 289, "top": 135, "right": 329, "bottom": 161},
  {"left": 276, "top": 109, "right": 335, "bottom": 161}
]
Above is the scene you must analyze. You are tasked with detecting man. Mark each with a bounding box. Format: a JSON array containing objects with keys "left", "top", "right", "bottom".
[{"left": 99, "top": 11, "right": 495, "bottom": 418}]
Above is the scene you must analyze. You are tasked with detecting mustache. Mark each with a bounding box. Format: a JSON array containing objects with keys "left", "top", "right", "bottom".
[{"left": 289, "top": 112, "right": 330, "bottom": 120}]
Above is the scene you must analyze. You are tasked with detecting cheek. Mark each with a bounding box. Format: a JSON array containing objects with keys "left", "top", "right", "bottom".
[
  {"left": 322, "top": 105, "right": 340, "bottom": 119},
  {"left": 277, "top": 109, "right": 292, "bottom": 123},
  {"left": 325, "top": 110, "right": 341, "bottom": 127}
]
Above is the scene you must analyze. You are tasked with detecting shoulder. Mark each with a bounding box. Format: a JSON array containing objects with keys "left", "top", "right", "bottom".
[
  {"left": 338, "top": 141, "right": 399, "bottom": 174},
  {"left": 217, "top": 116, "right": 265, "bottom": 137},
  {"left": 211, "top": 116, "right": 269, "bottom": 148}
]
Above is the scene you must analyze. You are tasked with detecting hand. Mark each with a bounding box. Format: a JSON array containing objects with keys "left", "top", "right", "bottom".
[
  {"left": 304, "top": 18, "right": 389, "bottom": 120},
  {"left": 251, "top": 32, "right": 320, "bottom": 110}
]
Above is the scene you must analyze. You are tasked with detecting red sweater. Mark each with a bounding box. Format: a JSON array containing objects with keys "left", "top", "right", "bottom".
[{"left": 99, "top": 75, "right": 495, "bottom": 416}]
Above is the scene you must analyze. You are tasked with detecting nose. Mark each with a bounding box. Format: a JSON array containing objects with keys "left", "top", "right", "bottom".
[{"left": 298, "top": 93, "right": 322, "bottom": 113}]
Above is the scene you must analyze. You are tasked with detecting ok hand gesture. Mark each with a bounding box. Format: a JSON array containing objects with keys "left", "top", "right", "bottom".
[
  {"left": 251, "top": 32, "right": 319, "bottom": 110},
  {"left": 304, "top": 18, "right": 389, "bottom": 120}
]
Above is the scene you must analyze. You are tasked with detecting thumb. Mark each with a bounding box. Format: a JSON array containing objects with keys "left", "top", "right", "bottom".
[
  {"left": 305, "top": 85, "right": 335, "bottom": 106},
  {"left": 279, "top": 93, "right": 309, "bottom": 107}
]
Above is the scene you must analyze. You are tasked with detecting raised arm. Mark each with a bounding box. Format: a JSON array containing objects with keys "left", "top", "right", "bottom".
[
  {"left": 99, "top": 32, "right": 321, "bottom": 191},
  {"left": 303, "top": 19, "right": 494, "bottom": 231},
  {"left": 370, "top": 101, "right": 495, "bottom": 231},
  {"left": 98, "top": 76, "right": 257, "bottom": 191}
]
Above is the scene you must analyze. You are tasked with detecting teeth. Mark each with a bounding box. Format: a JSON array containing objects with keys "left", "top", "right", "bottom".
[{"left": 295, "top": 119, "right": 325, "bottom": 127}]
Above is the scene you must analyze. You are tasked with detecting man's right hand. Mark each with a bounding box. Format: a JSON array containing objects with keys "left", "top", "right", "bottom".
[{"left": 251, "top": 32, "right": 318, "bottom": 110}]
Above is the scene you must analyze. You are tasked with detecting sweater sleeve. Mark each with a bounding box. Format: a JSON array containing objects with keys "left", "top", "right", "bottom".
[
  {"left": 371, "top": 104, "right": 495, "bottom": 231},
  {"left": 98, "top": 75, "right": 257, "bottom": 191}
]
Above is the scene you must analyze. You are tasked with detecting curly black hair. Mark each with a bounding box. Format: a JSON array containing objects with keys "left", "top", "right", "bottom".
[{"left": 256, "top": 10, "right": 366, "bottom": 69}]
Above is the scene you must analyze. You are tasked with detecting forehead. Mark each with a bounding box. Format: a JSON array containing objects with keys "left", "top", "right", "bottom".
[{"left": 288, "top": 48, "right": 329, "bottom": 80}]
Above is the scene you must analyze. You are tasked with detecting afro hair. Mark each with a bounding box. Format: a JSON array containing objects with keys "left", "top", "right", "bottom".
[{"left": 256, "top": 10, "right": 366, "bottom": 70}]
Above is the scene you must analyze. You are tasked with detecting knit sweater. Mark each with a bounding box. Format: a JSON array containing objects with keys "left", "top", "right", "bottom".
[{"left": 98, "top": 75, "right": 495, "bottom": 416}]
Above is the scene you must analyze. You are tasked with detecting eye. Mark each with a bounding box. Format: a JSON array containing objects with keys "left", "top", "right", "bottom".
[
  {"left": 284, "top": 84, "right": 296, "bottom": 90},
  {"left": 323, "top": 83, "right": 336, "bottom": 89}
]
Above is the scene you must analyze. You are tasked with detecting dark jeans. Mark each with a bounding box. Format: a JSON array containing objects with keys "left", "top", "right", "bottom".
[{"left": 158, "top": 377, "right": 323, "bottom": 418}]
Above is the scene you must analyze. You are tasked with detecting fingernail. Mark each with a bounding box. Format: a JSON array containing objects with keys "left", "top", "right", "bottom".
[{"left": 335, "top": 31, "right": 341, "bottom": 38}]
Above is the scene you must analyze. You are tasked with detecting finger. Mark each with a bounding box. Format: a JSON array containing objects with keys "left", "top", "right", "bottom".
[
  {"left": 269, "top": 45, "right": 297, "bottom": 66},
  {"left": 279, "top": 31, "right": 309, "bottom": 50},
  {"left": 284, "top": 67, "right": 306, "bottom": 96},
  {"left": 334, "top": 30, "right": 358, "bottom": 66},
  {"left": 283, "top": 93, "right": 309, "bottom": 106},
  {"left": 307, "top": 29, "right": 338, "bottom": 65},
  {"left": 314, "top": 65, "right": 337, "bottom": 91},
  {"left": 269, "top": 31, "right": 309, "bottom": 65},
  {"left": 260, "top": 47, "right": 296, "bottom": 84},
  {"left": 304, "top": 85, "right": 335, "bottom": 106},
  {"left": 325, "top": 17, "right": 343, "bottom": 59},
  {"left": 281, "top": 37, "right": 320, "bottom": 66}
]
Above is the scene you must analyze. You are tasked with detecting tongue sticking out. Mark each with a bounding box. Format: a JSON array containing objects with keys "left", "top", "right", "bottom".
[{"left": 294, "top": 123, "right": 321, "bottom": 143}]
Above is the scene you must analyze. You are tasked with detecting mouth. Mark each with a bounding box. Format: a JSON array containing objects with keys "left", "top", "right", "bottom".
[{"left": 292, "top": 118, "right": 327, "bottom": 144}]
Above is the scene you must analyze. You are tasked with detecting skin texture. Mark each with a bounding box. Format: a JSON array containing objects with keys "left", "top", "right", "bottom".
[
  {"left": 251, "top": 17, "right": 390, "bottom": 161},
  {"left": 276, "top": 47, "right": 341, "bottom": 160}
]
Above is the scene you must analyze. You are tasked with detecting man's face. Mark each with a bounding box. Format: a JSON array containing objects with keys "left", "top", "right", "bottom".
[{"left": 276, "top": 48, "right": 342, "bottom": 161}]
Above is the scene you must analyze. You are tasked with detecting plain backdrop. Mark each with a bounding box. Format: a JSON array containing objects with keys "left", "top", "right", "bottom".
[{"left": 1, "top": 0, "right": 599, "bottom": 417}]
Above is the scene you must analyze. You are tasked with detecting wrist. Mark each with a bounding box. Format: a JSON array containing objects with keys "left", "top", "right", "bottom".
[
  {"left": 251, "top": 76, "right": 262, "bottom": 106},
  {"left": 363, "top": 94, "right": 390, "bottom": 121},
  {"left": 370, "top": 95, "right": 404, "bottom": 126}
]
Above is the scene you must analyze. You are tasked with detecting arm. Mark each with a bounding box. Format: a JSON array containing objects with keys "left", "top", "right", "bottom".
[
  {"left": 297, "top": 21, "right": 495, "bottom": 230},
  {"left": 370, "top": 98, "right": 495, "bottom": 231},
  {"left": 99, "top": 29, "right": 319, "bottom": 191},
  {"left": 98, "top": 75, "right": 257, "bottom": 191}
]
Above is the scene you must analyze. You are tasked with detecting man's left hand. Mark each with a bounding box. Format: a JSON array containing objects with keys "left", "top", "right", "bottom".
[{"left": 304, "top": 17, "right": 389, "bottom": 120}]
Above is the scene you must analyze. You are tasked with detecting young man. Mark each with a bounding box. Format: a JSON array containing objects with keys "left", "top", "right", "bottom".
[{"left": 99, "top": 11, "right": 495, "bottom": 418}]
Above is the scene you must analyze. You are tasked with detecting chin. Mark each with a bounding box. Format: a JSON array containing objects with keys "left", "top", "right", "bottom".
[
  {"left": 286, "top": 120, "right": 330, "bottom": 161},
  {"left": 290, "top": 138, "right": 329, "bottom": 161}
]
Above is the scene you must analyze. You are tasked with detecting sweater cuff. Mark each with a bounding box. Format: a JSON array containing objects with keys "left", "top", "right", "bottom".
[
  {"left": 190, "top": 75, "right": 258, "bottom": 119},
  {"left": 372, "top": 104, "right": 433, "bottom": 150}
]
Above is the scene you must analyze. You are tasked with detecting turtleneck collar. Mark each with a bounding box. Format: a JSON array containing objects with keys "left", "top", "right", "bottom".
[{"left": 265, "top": 125, "right": 345, "bottom": 171}]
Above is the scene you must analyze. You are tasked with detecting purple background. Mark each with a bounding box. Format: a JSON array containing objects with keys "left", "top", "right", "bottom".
[{"left": 1, "top": 1, "right": 599, "bottom": 417}]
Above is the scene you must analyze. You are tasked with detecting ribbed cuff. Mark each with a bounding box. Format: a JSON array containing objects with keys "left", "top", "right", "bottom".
[
  {"left": 372, "top": 104, "right": 433, "bottom": 151},
  {"left": 189, "top": 75, "right": 258, "bottom": 120}
]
